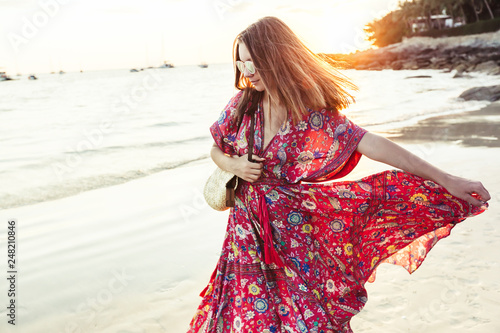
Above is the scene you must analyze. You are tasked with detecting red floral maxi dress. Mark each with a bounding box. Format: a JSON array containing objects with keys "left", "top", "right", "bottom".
[{"left": 188, "top": 91, "right": 488, "bottom": 333}]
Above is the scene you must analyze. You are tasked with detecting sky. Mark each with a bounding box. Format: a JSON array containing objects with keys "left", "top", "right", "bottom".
[{"left": 0, "top": 0, "right": 401, "bottom": 74}]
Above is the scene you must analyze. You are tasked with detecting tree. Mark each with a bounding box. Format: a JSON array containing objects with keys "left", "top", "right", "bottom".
[
  {"left": 480, "top": 0, "right": 495, "bottom": 19},
  {"left": 365, "top": 10, "right": 409, "bottom": 47},
  {"left": 365, "top": 0, "right": 500, "bottom": 47},
  {"left": 442, "top": 0, "right": 467, "bottom": 26},
  {"left": 465, "top": 0, "right": 495, "bottom": 21}
]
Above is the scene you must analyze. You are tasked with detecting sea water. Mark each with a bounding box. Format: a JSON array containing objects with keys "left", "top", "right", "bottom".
[{"left": 0, "top": 64, "right": 497, "bottom": 208}]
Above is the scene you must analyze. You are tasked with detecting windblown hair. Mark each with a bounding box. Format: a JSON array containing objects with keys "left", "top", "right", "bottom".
[{"left": 233, "top": 16, "right": 357, "bottom": 125}]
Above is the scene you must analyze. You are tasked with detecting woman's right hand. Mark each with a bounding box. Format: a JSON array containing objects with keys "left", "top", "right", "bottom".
[
  {"left": 441, "top": 174, "right": 490, "bottom": 208},
  {"left": 229, "top": 154, "right": 265, "bottom": 182}
]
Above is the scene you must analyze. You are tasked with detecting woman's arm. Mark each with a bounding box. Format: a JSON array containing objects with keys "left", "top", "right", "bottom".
[
  {"left": 356, "top": 132, "right": 490, "bottom": 207},
  {"left": 210, "top": 143, "right": 265, "bottom": 182}
]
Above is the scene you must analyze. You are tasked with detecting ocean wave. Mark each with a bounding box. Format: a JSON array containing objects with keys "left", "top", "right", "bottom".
[
  {"left": 356, "top": 98, "right": 490, "bottom": 131},
  {"left": 149, "top": 121, "right": 180, "bottom": 127},
  {"left": 62, "top": 135, "right": 210, "bottom": 156},
  {"left": 0, "top": 155, "right": 209, "bottom": 209}
]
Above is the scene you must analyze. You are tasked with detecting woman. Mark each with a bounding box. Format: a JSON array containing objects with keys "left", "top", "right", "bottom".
[{"left": 189, "top": 17, "right": 490, "bottom": 333}]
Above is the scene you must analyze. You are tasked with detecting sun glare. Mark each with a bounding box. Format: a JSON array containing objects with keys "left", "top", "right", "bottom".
[{"left": 322, "top": 5, "right": 374, "bottom": 54}]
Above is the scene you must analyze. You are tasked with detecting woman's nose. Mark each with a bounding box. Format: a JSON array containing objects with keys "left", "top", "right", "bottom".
[{"left": 243, "top": 68, "right": 253, "bottom": 77}]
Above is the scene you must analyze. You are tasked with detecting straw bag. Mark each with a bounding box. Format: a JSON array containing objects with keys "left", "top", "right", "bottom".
[
  {"left": 203, "top": 169, "right": 239, "bottom": 211},
  {"left": 204, "top": 112, "right": 255, "bottom": 211}
]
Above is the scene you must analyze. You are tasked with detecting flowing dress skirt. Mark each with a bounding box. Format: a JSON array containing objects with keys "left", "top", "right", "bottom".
[{"left": 188, "top": 170, "right": 487, "bottom": 333}]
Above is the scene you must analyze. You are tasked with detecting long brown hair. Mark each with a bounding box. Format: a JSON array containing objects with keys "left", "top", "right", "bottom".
[{"left": 233, "top": 16, "right": 357, "bottom": 125}]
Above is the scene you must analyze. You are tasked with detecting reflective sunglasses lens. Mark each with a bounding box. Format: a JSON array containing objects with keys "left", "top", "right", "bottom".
[
  {"left": 236, "top": 61, "right": 245, "bottom": 73},
  {"left": 246, "top": 62, "right": 255, "bottom": 74}
]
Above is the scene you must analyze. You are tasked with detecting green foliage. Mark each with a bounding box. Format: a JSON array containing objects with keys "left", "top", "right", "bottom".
[
  {"left": 365, "top": 10, "right": 409, "bottom": 47},
  {"left": 415, "top": 17, "right": 500, "bottom": 37},
  {"left": 365, "top": 0, "right": 500, "bottom": 47}
]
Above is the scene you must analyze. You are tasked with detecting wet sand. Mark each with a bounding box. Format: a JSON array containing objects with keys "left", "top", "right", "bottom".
[
  {"left": 384, "top": 101, "right": 500, "bottom": 148},
  {"left": 351, "top": 101, "right": 500, "bottom": 332}
]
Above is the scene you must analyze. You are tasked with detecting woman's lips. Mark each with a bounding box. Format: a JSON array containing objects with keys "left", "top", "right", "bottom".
[{"left": 250, "top": 80, "right": 259, "bottom": 85}]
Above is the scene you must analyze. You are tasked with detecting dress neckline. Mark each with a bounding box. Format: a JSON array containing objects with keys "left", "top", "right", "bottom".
[{"left": 258, "top": 100, "right": 290, "bottom": 156}]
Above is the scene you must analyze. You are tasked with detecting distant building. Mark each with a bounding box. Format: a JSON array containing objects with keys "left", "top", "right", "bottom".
[{"left": 411, "top": 15, "right": 465, "bottom": 33}]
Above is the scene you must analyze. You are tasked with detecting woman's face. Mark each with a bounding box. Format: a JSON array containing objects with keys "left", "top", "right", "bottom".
[{"left": 238, "top": 42, "right": 265, "bottom": 92}]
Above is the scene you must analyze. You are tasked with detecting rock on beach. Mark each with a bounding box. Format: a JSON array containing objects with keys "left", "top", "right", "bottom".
[
  {"left": 329, "top": 30, "right": 500, "bottom": 76},
  {"left": 459, "top": 85, "right": 500, "bottom": 102}
]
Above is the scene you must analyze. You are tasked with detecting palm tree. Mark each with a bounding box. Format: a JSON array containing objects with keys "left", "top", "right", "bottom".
[
  {"left": 482, "top": 0, "right": 495, "bottom": 20},
  {"left": 469, "top": 0, "right": 494, "bottom": 21},
  {"left": 397, "top": 1, "right": 419, "bottom": 31},
  {"left": 442, "top": 0, "right": 467, "bottom": 26},
  {"left": 420, "top": 0, "right": 435, "bottom": 29}
]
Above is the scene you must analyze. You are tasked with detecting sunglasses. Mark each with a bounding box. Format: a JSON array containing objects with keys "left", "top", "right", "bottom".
[{"left": 236, "top": 61, "right": 256, "bottom": 74}]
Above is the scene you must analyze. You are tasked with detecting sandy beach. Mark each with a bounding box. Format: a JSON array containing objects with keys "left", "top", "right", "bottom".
[
  {"left": 351, "top": 101, "right": 500, "bottom": 332},
  {"left": 384, "top": 101, "right": 500, "bottom": 148},
  {"left": 1, "top": 102, "right": 499, "bottom": 333}
]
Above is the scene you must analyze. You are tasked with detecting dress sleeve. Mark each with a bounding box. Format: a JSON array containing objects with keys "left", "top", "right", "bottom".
[
  {"left": 285, "top": 109, "right": 368, "bottom": 183},
  {"left": 209, "top": 91, "right": 244, "bottom": 156}
]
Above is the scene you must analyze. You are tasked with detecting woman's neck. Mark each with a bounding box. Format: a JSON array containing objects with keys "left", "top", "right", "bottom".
[
  {"left": 264, "top": 91, "right": 285, "bottom": 113},
  {"left": 263, "top": 91, "right": 287, "bottom": 123}
]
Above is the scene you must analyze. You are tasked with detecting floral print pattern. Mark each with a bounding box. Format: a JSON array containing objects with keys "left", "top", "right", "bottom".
[{"left": 189, "top": 91, "right": 487, "bottom": 333}]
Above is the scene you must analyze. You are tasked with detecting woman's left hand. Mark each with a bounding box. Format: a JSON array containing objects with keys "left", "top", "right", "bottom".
[
  {"left": 357, "top": 133, "right": 491, "bottom": 208},
  {"left": 441, "top": 174, "right": 491, "bottom": 207}
]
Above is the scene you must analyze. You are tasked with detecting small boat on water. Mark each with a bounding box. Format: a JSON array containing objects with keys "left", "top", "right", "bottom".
[
  {"left": 159, "top": 61, "right": 174, "bottom": 68},
  {"left": 28, "top": 74, "right": 38, "bottom": 80},
  {"left": 0, "top": 71, "right": 13, "bottom": 81},
  {"left": 199, "top": 62, "right": 208, "bottom": 68},
  {"left": 59, "top": 70, "right": 65, "bottom": 74},
  {"left": 159, "top": 34, "right": 174, "bottom": 69},
  {"left": 130, "top": 68, "right": 139, "bottom": 72}
]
